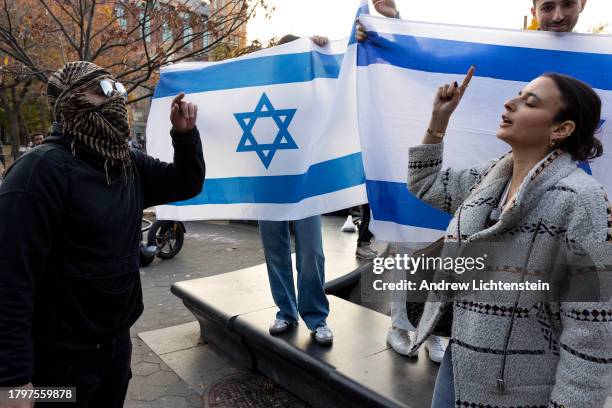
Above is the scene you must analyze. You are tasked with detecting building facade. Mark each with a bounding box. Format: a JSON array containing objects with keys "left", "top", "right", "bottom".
[{"left": 122, "top": 0, "right": 249, "bottom": 148}]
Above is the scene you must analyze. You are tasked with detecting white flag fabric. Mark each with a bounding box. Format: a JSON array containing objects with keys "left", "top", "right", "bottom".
[
  {"left": 146, "top": 8, "right": 612, "bottom": 232},
  {"left": 146, "top": 32, "right": 366, "bottom": 221},
  {"left": 357, "top": 15, "right": 612, "bottom": 242}
]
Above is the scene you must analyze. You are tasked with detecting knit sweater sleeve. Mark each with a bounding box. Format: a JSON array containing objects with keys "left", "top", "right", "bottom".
[
  {"left": 548, "top": 194, "right": 612, "bottom": 408},
  {"left": 407, "top": 143, "right": 494, "bottom": 214}
]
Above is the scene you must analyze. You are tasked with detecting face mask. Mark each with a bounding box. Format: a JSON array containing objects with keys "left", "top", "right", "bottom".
[{"left": 57, "top": 92, "right": 131, "bottom": 162}]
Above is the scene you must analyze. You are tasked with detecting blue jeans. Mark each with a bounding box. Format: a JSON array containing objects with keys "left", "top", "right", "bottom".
[
  {"left": 259, "top": 216, "right": 328, "bottom": 330},
  {"left": 431, "top": 345, "right": 455, "bottom": 408}
]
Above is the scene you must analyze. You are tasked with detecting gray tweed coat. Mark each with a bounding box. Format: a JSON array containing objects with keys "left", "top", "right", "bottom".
[{"left": 407, "top": 142, "right": 612, "bottom": 408}]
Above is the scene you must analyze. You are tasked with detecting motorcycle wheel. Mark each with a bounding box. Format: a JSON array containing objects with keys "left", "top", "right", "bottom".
[{"left": 147, "top": 220, "right": 184, "bottom": 260}]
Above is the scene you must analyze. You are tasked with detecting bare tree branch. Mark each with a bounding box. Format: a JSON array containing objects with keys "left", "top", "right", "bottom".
[{"left": 37, "top": 1, "right": 80, "bottom": 53}]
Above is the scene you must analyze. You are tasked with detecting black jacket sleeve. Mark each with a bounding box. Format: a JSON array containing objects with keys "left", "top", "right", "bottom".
[
  {"left": 134, "top": 127, "right": 205, "bottom": 209},
  {"left": 0, "top": 151, "right": 66, "bottom": 387}
]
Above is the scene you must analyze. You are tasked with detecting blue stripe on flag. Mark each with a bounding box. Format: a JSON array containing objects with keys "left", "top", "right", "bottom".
[
  {"left": 154, "top": 51, "right": 344, "bottom": 98},
  {"left": 578, "top": 161, "right": 592, "bottom": 175},
  {"left": 366, "top": 180, "right": 452, "bottom": 231},
  {"left": 171, "top": 153, "right": 365, "bottom": 205},
  {"left": 358, "top": 33, "right": 612, "bottom": 91}
]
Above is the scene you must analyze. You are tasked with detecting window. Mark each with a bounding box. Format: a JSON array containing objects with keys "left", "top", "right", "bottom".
[
  {"left": 162, "top": 22, "right": 171, "bottom": 43},
  {"left": 115, "top": 5, "right": 127, "bottom": 28},
  {"left": 140, "top": 10, "right": 151, "bottom": 43},
  {"left": 202, "top": 17, "right": 209, "bottom": 48},
  {"left": 182, "top": 13, "right": 193, "bottom": 51}
]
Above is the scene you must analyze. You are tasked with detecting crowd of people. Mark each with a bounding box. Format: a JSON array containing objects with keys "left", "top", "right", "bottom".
[
  {"left": 0, "top": 134, "right": 44, "bottom": 179},
  {"left": 0, "top": 0, "right": 611, "bottom": 407}
]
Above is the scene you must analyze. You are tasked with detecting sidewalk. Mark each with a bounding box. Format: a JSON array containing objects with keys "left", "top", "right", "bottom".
[{"left": 126, "top": 215, "right": 367, "bottom": 408}]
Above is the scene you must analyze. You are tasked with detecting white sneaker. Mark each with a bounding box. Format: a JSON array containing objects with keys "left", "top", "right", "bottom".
[
  {"left": 312, "top": 325, "right": 333, "bottom": 345},
  {"left": 425, "top": 335, "right": 447, "bottom": 364},
  {"left": 269, "top": 319, "right": 297, "bottom": 335},
  {"left": 341, "top": 215, "right": 357, "bottom": 232},
  {"left": 386, "top": 327, "right": 418, "bottom": 357},
  {"left": 356, "top": 244, "right": 378, "bottom": 259}
]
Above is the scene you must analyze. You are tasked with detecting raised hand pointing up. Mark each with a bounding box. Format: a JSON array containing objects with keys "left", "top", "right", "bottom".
[
  {"left": 432, "top": 65, "right": 476, "bottom": 119},
  {"left": 425, "top": 66, "right": 476, "bottom": 144},
  {"left": 170, "top": 92, "right": 198, "bottom": 133}
]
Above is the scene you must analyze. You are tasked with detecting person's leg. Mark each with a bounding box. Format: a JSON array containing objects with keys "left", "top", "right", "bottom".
[
  {"left": 390, "top": 250, "right": 414, "bottom": 331},
  {"left": 259, "top": 221, "right": 298, "bottom": 323},
  {"left": 388, "top": 244, "right": 417, "bottom": 355},
  {"left": 33, "top": 333, "right": 132, "bottom": 408},
  {"left": 293, "top": 215, "right": 328, "bottom": 330},
  {"left": 357, "top": 204, "right": 374, "bottom": 246},
  {"left": 33, "top": 347, "right": 104, "bottom": 408},
  {"left": 430, "top": 345, "right": 455, "bottom": 408},
  {"left": 356, "top": 204, "right": 378, "bottom": 259},
  {"left": 89, "top": 332, "right": 132, "bottom": 408}
]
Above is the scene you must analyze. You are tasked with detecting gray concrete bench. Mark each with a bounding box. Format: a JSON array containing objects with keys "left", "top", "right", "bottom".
[{"left": 172, "top": 246, "right": 439, "bottom": 407}]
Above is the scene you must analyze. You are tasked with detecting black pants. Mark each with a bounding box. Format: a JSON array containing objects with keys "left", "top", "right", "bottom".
[
  {"left": 32, "top": 331, "right": 132, "bottom": 408},
  {"left": 357, "top": 204, "right": 373, "bottom": 246}
]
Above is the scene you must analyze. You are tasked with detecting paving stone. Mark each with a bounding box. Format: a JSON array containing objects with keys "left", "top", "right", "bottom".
[
  {"left": 131, "top": 353, "right": 144, "bottom": 364},
  {"left": 165, "top": 380, "right": 197, "bottom": 397},
  {"left": 186, "top": 394, "right": 203, "bottom": 407},
  {"left": 131, "top": 337, "right": 153, "bottom": 356},
  {"left": 146, "top": 371, "right": 181, "bottom": 386},
  {"left": 129, "top": 383, "right": 168, "bottom": 402},
  {"left": 124, "top": 402, "right": 152, "bottom": 408},
  {"left": 159, "top": 361, "right": 173, "bottom": 372},
  {"left": 151, "top": 396, "right": 188, "bottom": 408},
  {"left": 142, "top": 352, "right": 164, "bottom": 364},
  {"left": 132, "top": 362, "right": 160, "bottom": 376}
]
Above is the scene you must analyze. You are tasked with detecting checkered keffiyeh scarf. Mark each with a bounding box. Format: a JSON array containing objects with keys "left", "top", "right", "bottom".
[{"left": 47, "top": 61, "right": 131, "bottom": 167}]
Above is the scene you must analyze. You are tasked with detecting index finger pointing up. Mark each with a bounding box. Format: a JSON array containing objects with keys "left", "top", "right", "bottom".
[
  {"left": 172, "top": 92, "right": 186, "bottom": 107},
  {"left": 460, "top": 65, "right": 476, "bottom": 90}
]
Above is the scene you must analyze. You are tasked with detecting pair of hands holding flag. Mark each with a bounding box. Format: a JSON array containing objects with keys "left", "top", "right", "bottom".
[
  {"left": 171, "top": 0, "right": 474, "bottom": 145},
  {"left": 356, "top": 0, "right": 476, "bottom": 142},
  {"left": 356, "top": 0, "right": 398, "bottom": 42}
]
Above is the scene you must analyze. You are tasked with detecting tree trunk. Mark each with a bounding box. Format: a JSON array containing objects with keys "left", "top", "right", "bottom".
[
  {"left": 38, "top": 98, "right": 48, "bottom": 134},
  {"left": 0, "top": 88, "right": 29, "bottom": 159},
  {"left": 9, "top": 112, "right": 19, "bottom": 159},
  {"left": 18, "top": 112, "right": 29, "bottom": 146}
]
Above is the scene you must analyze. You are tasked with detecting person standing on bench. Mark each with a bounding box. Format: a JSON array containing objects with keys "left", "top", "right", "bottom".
[
  {"left": 0, "top": 61, "right": 204, "bottom": 408},
  {"left": 355, "top": 0, "right": 449, "bottom": 364},
  {"left": 260, "top": 34, "right": 333, "bottom": 346}
]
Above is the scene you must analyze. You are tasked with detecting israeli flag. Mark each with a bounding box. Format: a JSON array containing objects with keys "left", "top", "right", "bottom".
[
  {"left": 357, "top": 15, "right": 612, "bottom": 242},
  {"left": 146, "top": 9, "right": 367, "bottom": 221}
]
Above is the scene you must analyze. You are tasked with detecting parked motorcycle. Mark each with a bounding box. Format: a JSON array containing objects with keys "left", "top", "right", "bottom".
[{"left": 139, "top": 218, "right": 186, "bottom": 267}]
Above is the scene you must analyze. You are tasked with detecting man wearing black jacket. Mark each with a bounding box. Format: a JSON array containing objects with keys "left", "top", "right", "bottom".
[{"left": 0, "top": 61, "right": 204, "bottom": 408}]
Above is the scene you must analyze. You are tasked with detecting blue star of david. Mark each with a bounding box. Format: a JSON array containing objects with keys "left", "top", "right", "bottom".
[{"left": 234, "top": 93, "right": 298, "bottom": 169}]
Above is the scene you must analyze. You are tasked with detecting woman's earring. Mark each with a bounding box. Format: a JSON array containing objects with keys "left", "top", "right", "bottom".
[{"left": 549, "top": 138, "right": 556, "bottom": 148}]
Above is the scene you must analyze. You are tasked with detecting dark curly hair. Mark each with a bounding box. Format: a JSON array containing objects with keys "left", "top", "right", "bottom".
[
  {"left": 543, "top": 73, "right": 603, "bottom": 162},
  {"left": 278, "top": 34, "right": 300, "bottom": 45}
]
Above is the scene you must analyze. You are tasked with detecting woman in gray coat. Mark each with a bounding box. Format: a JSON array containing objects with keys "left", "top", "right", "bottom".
[{"left": 407, "top": 67, "right": 612, "bottom": 408}]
